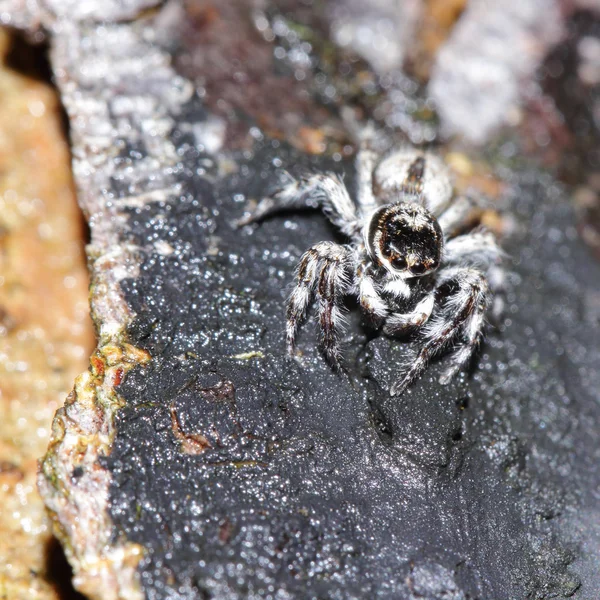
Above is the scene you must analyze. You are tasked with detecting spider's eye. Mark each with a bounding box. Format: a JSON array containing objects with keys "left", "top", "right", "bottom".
[
  {"left": 366, "top": 202, "right": 443, "bottom": 276},
  {"left": 391, "top": 256, "right": 407, "bottom": 270}
]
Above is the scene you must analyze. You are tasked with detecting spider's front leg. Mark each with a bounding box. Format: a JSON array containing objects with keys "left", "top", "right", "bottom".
[
  {"left": 287, "top": 241, "right": 356, "bottom": 368},
  {"left": 391, "top": 267, "right": 490, "bottom": 396}
]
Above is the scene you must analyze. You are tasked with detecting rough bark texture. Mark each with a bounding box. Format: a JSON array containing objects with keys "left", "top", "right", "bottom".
[
  {"left": 0, "top": 27, "right": 95, "bottom": 600},
  {"left": 2, "top": 1, "right": 600, "bottom": 599},
  {"left": 0, "top": 1, "right": 191, "bottom": 598}
]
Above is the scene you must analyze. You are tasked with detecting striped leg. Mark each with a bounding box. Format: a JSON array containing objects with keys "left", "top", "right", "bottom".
[
  {"left": 238, "top": 172, "right": 360, "bottom": 239},
  {"left": 354, "top": 125, "right": 379, "bottom": 217},
  {"left": 438, "top": 194, "right": 485, "bottom": 240},
  {"left": 391, "top": 267, "right": 489, "bottom": 396},
  {"left": 287, "top": 242, "right": 355, "bottom": 367},
  {"left": 444, "top": 228, "right": 506, "bottom": 322}
]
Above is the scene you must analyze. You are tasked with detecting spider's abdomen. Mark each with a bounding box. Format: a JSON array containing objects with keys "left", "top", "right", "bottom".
[
  {"left": 366, "top": 203, "right": 443, "bottom": 277},
  {"left": 373, "top": 150, "right": 453, "bottom": 215}
]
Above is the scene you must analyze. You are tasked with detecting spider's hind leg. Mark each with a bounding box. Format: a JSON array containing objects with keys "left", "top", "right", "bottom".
[
  {"left": 444, "top": 228, "right": 506, "bottom": 324},
  {"left": 391, "top": 267, "right": 490, "bottom": 396},
  {"left": 287, "top": 241, "right": 356, "bottom": 368},
  {"left": 354, "top": 124, "right": 379, "bottom": 216},
  {"left": 237, "top": 172, "right": 360, "bottom": 238}
]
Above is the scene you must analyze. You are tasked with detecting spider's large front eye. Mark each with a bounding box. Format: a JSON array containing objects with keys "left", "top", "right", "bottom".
[
  {"left": 366, "top": 203, "right": 443, "bottom": 277},
  {"left": 391, "top": 256, "right": 407, "bottom": 270}
]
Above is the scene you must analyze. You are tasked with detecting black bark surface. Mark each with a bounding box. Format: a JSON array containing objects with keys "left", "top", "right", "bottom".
[{"left": 102, "top": 102, "right": 600, "bottom": 598}]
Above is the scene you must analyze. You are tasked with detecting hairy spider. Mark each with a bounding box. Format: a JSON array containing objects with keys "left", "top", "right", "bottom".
[{"left": 238, "top": 135, "right": 504, "bottom": 395}]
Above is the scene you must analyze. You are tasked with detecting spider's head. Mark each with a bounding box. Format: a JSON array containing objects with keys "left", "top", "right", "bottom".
[{"left": 365, "top": 202, "right": 443, "bottom": 278}]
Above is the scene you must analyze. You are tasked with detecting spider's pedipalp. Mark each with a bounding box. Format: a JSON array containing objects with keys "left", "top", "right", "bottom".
[
  {"left": 391, "top": 267, "right": 489, "bottom": 396},
  {"left": 357, "top": 266, "right": 388, "bottom": 323},
  {"left": 383, "top": 293, "right": 435, "bottom": 336},
  {"left": 238, "top": 173, "right": 360, "bottom": 238},
  {"left": 286, "top": 241, "right": 355, "bottom": 367},
  {"left": 382, "top": 277, "right": 412, "bottom": 300}
]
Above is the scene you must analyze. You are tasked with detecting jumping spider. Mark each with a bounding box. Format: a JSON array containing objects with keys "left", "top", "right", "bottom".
[{"left": 239, "top": 136, "right": 504, "bottom": 395}]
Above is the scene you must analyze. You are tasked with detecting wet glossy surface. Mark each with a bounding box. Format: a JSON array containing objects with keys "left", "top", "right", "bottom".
[{"left": 103, "top": 125, "right": 599, "bottom": 597}]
